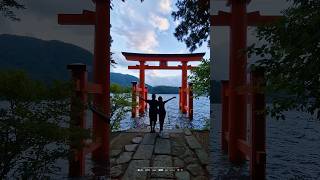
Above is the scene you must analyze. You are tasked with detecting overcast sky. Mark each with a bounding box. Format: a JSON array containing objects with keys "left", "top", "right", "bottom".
[{"left": 0, "top": 0, "right": 209, "bottom": 86}]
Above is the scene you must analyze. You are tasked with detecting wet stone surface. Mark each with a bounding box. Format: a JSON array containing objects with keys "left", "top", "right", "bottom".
[
  {"left": 125, "top": 144, "right": 138, "bottom": 152},
  {"left": 154, "top": 138, "right": 171, "bottom": 155},
  {"left": 151, "top": 155, "right": 174, "bottom": 178},
  {"left": 133, "top": 145, "right": 154, "bottom": 160},
  {"left": 132, "top": 136, "right": 143, "bottom": 144},
  {"left": 116, "top": 152, "right": 133, "bottom": 164}
]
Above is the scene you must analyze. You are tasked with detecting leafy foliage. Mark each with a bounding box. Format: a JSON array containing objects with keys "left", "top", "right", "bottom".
[
  {"left": 0, "top": 70, "right": 89, "bottom": 178},
  {"left": 0, "top": 0, "right": 25, "bottom": 20},
  {"left": 172, "top": 0, "right": 210, "bottom": 52},
  {"left": 189, "top": 59, "right": 210, "bottom": 97},
  {"left": 110, "top": 84, "right": 131, "bottom": 131},
  {"left": 248, "top": 0, "right": 320, "bottom": 119}
]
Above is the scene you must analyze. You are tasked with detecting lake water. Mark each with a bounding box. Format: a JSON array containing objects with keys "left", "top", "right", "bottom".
[
  {"left": 116, "top": 94, "right": 210, "bottom": 131},
  {"left": 210, "top": 104, "right": 320, "bottom": 179}
]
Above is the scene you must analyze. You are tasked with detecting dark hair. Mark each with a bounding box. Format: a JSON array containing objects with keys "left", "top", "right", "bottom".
[
  {"left": 152, "top": 94, "right": 156, "bottom": 99},
  {"left": 158, "top": 96, "right": 163, "bottom": 102}
]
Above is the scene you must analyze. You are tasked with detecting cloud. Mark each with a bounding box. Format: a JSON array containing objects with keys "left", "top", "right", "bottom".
[
  {"left": 149, "top": 14, "right": 170, "bottom": 31},
  {"left": 158, "top": 0, "right": 172, "bottom": 14}
]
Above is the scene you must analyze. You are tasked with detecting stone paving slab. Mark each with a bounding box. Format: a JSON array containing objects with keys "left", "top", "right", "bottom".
[
  {"left": 125, "top": 144, "right": 138, "bottom": 152},
  {"left": 133, "top": 145, "right": 154, "bottom": 160},
  {"left": 185, "top": 135, "right": 202, "bottom": 149},
  {"left": 116, "top": 152, "right": 133, "bottom": 164},
  {"left": 122, "top": 160, "right": 150, "bottom": 180},
  {"left": 186, "top": 163, "right": 205, "bottom": 176},
  {"left": 141, "top": 133, "right": 157, "bottom": 145},
  {"left": 154, "top": 138, "right": 171, "bottom": 155},
  {"left": 184, "top": 129, "right": 192, "bottom": 136},
  {"left": 195, "top": 149, "right": 209, "bottom": 165},
  {"left": 151, "top": 155, "right": 174, "bottom": 178},
  {"left": 176, "top": 171, "right": 190, "bottom": 180},
  {"left": 110, "top": 164, "right": 123, "bottom": 178},
  {"left": 110, "top": 149, "right": 122, "bottom": 157},
  {"left": 132, "top": 136, "right": 143, "bottom": 144}
]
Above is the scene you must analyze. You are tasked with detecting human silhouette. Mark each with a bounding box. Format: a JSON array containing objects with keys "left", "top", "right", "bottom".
[
  {"left": 157, "top": 96, "right": 176, "bottom": 134},
  {"left": 140, "top": 94, "right": 158, "bottom": 133}
]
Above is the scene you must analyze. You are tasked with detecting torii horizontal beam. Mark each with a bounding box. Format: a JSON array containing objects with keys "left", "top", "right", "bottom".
[
  {"left": 58, "top": 10, "right": 95, "bottom": 25},
  {"left": 122, "top": 52, "right": 205, "bottom": 62},
  {"left": 128, "top": 65, "right": 194, "bottom": 70},
  {"left": 211, "top": 11, "right": 282, "bottom": 26}
]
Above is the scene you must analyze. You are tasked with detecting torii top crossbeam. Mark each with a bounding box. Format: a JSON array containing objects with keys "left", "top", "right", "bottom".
[{"left": 122, "top": 52, "right": 205, "bottom": 62}]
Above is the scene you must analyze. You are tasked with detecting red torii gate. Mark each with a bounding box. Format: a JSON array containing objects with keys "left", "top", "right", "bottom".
[
  {"left": 211, "top": 0, "right": 281, "bottom": 179},
  {"left": 58, "top": 0, "right": 110, "bottom": 177},
  {"left": 122, "top": 52, "right": 205, "bottom": 119}
]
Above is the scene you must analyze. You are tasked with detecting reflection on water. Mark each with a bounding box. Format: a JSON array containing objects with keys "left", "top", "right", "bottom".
[
  {"left": 210, "top": 104, "right": 320, "bottom": 179},
  {"left": 118, "top": 94, "right": 210, "bottom": 131}
]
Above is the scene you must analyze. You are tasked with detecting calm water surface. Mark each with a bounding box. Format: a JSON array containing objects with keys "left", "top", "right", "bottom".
[{"left": 210, "top": 104, "right": 320, "bottom": 180}]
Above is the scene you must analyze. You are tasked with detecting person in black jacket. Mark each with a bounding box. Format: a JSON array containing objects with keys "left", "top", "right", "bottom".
[
  {"left": 140, "top": 94, "right": 159, "bottom": 133},
  {"left": 157, "top": 96, "right": 176, "bottom": 134}
]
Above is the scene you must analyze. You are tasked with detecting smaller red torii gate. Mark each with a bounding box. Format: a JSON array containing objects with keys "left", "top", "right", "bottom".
[{"left": 122, "top": 52, "right": 205, "bottom": 119}]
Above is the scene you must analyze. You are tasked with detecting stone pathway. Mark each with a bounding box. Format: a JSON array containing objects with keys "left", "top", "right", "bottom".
[{"left": 110, "top": 129, "right": 209, "bottom": 180}]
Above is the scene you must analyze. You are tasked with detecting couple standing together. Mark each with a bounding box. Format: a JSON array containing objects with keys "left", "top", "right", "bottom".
[{"left": 141, "top": 94, "right": 176, "bottom": 133}]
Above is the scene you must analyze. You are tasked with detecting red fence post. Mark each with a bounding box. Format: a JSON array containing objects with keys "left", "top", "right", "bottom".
[
  {"left": 67, "top": 63, "right": 87, "bottom": 177},
  {"left": 250, "top": 68, "right": 266, "bottom": 179},
  {"left": 188, "top": 83, "right": 194, "bottom": 120},
  {"left": 179, "top": 87, "right": 182, "bottom": 110},
  {"left": 221, "top": 80, "right": 229, "bottom": 153},
  {"left": 131, "top": 81, "right": 137, "bottom": 118},
  {"left": 145, "top": 87, "right": 148, "bottom": 110}
]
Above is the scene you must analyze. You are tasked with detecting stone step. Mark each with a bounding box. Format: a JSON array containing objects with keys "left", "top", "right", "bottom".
[
  {"left": 141, "top": 133, "right": 157, "bottom": 145},
  {"left": 184, "top": 129, "right": 192, "bottom": 136},
  {"left": 125, "top": 144, "right": 138, "bottom": 152},
  {"left": 116, "top": 152, "right": 133, "bottom": 164},
  {"left": 185, "top": 135, "right": 202, "bottom": 149},
  {"left": 132, "top": 136, "right": 143, "bottom": 144},
  {"left": 154, "top": 138, "right": 171, "bottom": 155},
  {"left": 151, "top": 155, "right": 174, "bottom": 178},
  {"left": 122, "top": 160, "right": 150, "bottom": 180},
  {"left": 195, "top": 149, "right": 209, "bottom": 165},
  {"left": 176, "top": 171, "right": 190, "bottom": 180},
  {"left": 133, "top": 145, "right": 154, "bottom": 160}
]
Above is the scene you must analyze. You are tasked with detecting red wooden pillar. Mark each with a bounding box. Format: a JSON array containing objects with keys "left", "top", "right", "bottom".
[
  {"left": 67, "top": 63, "right": 87, "bottom": 177},
  {"left": 139, "top": 61, "right": 146, "bottom": 116},
  {"left": 181, "top": 61, "right": 188, "bottom": 114},
  {"left": 221, "top": 80, "right": 229, "bottom": 153},
  {"left": 91, "top": 0, "right": 110, "bottom": 173},
  {"left": 131, "top": 81, "right": 138, "bottom": 118},
  {"left": 228, "top": 0, "right": 248, "bottom": 163},
  {"left": 188, "top": 83, "right": 194, "bottom": 120},
  {"left": 250, "top": 68, "right": 266, "bottom": 179}
]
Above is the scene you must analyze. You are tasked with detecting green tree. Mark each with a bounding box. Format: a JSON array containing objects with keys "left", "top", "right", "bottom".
[
  {"left": 0, "top": 0, "right": 25, "bottom": 20},
  {"left": 189, "top": 59, "right": 210, "bottom": 97},
  {"left": 0, "top": 70, "right": 89, "bottom": 178},
  {"left": 110, "top": 83, "right": 131, "bottom": 131},
  {"left": 172, "top": 0, "right": 210, "bottom": 52},
  {"left": 248, "top": 0, "right": 320, "bottom": 119}
]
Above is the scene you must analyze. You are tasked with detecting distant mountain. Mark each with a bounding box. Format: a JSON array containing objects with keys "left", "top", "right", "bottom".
[
  {"left": 0, "top": 34, "right": 144, "bottom": 87},
  {"left": 0, "top": 34, "right": 221, "bottom": 98}
]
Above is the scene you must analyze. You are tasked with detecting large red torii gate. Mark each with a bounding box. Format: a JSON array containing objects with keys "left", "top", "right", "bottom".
[
  {"left": 211, "top": 0, "right": 282, "bottom": 179},
  {"left": 122, "top": 52, "right": 205, "bottom": 119},
  {"left": 58, "top": 0, "right": 111, "bottom": 177}
]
